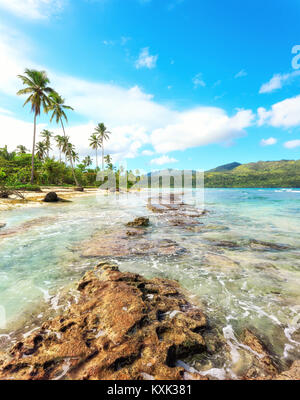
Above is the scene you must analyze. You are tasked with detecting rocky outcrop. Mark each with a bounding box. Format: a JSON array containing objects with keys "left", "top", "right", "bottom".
[
  {"left": 126, "top": 217, "right": 150, "bottom": 227},
  {"left": 0, "top": 262, "right": 209, "bottom": 380}
]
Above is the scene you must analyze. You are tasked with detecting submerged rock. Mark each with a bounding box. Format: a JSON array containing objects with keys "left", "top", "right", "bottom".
[
  {"left": 203, "top": 253, "right": 240, "bottom": 268},
  {"left": 248, "top": 239, "right": 290, "bottom": 251},
  {"left": 126, "top": 217, "right": 150, "bottom": 227},
  {"left": 81, "top": 231, "right": 186, "bottom": 258},
  {"left": 0, "top": 263, "right": 209, "bottom": 380}
]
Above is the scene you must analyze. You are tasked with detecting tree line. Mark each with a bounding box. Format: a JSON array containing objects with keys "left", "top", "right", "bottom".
[{"left": 14, "top": 68, "right": 112, "bottom": 188}]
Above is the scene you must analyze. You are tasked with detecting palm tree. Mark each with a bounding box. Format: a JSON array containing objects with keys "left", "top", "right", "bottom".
[
  {"left": 40, "top": 129, "right": 53, "bottom": 158},
  {"left": 55, "top": 135, "right": 64, "bottom": 162},
  {"left": 47, "top": 92, "right": 80, "bottom": 187},
  {"left": 93, "top": 123, "right": 111, "bottom": 170},
  {"left": 83, "top": 156, "right": 92, "bottom": 168},
  {"left": 16, "top": 145, "right": 28, "bottom": 154},
  {"left": 65, "top": 142, "right": 80, "bottom": 186},
  {"left": 35, "top": 141, "right": 47, "bottom": 161},
  {"left": 89, "top": 133, "right": 102, "bottom": 170},
  {"left": 17, "top": 69, "right": 54, "bottom": 183}
]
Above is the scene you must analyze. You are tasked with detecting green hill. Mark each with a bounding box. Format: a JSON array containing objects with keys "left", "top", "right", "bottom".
[
  {"left": 208, "top": 162, "right": 241, "bottom": 172},
  {"left": 204, "top": 160, "right": 300, "bottom": 188}
]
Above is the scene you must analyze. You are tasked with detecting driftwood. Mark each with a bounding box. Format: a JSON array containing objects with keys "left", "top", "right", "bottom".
[{"left": 0, "top": 186, "right": 25, "bottom": 200}]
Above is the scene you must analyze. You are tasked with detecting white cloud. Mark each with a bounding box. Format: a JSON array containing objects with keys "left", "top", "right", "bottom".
[
  {"left": 260, "top": 137, "right": 277, "bottom": 146},
  {"left": 0, "top": 0, "right": 66, "bottom": 20},
  {"left": 0, "top": 23, "right": 254, "bottom": 162},
  {"left": 135, "top": 48, "right": 158, "bottom": 69},
  {"left": 257, "top": 95, "right": 300, "bottom": 128},
  {"left": 235, "top": 69, "right": 247, "bottom": 79},
  {"left": 151, "top": 108, "right": 254, "bottom": 153},
  {"left": 150, "top": 155, "right": 178, "bottom": 165},
  {"left": 0, "top": 111, "right": 46, "bottom": 151},
  {"left": 193, "top": 73, "right": 206, "bottom": 88},
  {"left": 259, "top": 71, "right": 300, "bottom": 94},
  {"left": 0, "top": 107, "right": 12, "bottom": 115},
  {"left": 141, "top": 150, "right": 155, "bottom": 156},
  {"left": 284, "top": 140, "right": 300, "bottom": 149}
]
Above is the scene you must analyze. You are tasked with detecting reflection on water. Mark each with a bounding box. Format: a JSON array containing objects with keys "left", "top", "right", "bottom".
[{"left": 0, "top": 188, "right": 299, "bottom": 377}]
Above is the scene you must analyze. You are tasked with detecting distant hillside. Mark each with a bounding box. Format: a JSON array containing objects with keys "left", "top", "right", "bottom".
[
  {"left": 208, "top": 162, "right": 241, "bottom": 172},
  {"left": 205, "top": 159, "right": 300, "bottom": 188}
]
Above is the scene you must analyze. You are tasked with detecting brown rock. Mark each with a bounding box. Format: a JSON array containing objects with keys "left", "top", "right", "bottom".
[
  {"left": 274, "top": 360, "right": 300, "bottom": 380},
  {"left": 0, "top": 263, "right": 208, "bottom": 380},
  {"left": 126, "top": 217, "right": 150, "bottom": 227},
  {"left": 241, "top": 329, "right": 278, "bottom": 379}
]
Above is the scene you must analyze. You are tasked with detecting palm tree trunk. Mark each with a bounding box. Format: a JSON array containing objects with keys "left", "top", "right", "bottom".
[
  {"left": 96, "top": 148, "right": 98, "bottom": 170},
  {"left": 60, "top": 118, "right": 80, "bottom": 187},
  {"left": 102, "top": 145, "right": 104, "bottom": 170},
  {"left": 30, "top": 113, "right": 37, "bottom": 184}
]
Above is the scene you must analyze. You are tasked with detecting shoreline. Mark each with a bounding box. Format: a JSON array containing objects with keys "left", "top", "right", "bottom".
[{"left": 0, "top": 187, "right": 99, "bottom": 212}]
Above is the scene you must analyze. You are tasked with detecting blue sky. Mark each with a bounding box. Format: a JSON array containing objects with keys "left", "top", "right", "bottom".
[{"left": 0, "top": 0, "right": 300, "bottom": 171}]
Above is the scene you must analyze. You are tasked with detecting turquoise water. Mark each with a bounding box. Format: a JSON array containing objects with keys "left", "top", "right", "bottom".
[{"left": 0, "top": 188, "right": 299, "bottom": 378}]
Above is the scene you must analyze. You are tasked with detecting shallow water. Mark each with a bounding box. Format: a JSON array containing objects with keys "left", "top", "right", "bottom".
[{"left": 0, "top": 188, "right": 299, "bottom": 378}]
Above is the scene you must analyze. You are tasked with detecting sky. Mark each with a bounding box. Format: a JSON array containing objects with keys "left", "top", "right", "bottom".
[{"left": 0, "top": 0, "right": 300, "bottom": 171}]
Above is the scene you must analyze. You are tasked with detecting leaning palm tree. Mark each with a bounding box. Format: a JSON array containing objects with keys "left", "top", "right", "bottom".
[
  {"left": 17, "top": 69, "right": 54, "bottom": 183},
  {"left": 47, "top": 92, "right": 80, "bottom": 187},
  {"left": 40, "top": 129, "right": 53, "bottom": 158},
  {"left": 16, "top": 145, "right": 28, "bottom": 154},
  {"left": 54, "top": 135, "right": 65, "bottom": 162},
  {"left": 89, "top": 133, "right": 102, "bottom": 170},
  {"left": 35, "top": 141, "right": 47, "bottom": 161},
  {"left": 93, "top": 123, "right": 111, "bottom": 170}
]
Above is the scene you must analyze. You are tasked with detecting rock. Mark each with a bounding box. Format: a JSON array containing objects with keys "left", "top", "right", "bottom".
[
  {"left": 126, "top": 217, "right": 150, "bottom": 227},
  {"left": 169, "top": 218, "right": 200, "bottom": 227},
  {"left": 206, "top": 239, "right": 240, "bottom": 249},
  {"left": 0, "top": 263, "right": 208, "bottom": 380},
  {"left": 126, "top": 228, "right": 146, "bottom": 237},
  {"left": 75, "top": 187, "right": 84, "bottom": 192},
  {"left": 42, "top": 192, "right": 71, "bottom": 203},
  {"left": 43, "top": 192, "right": 59, "bottom": 202},
  {"left": 81, "top": 231, "right": 186, "bottom": 258},
  {"left": 0, "top": 223, "right": 6, "bottom": 229},
  {"left": 249, "top": 239, "right": 290, "bottom": 251},
  {"left": 241, "top": 329, "right": 278, "bottom": 379},
  {"left": 0, "top": 191, "right": 9, "bottom": 199},
  {"left": 274, "top": 360, "right": 300, "bottom": 380},
  {"left": 203, "top": 253, "right": 239, "bottom": 268}
]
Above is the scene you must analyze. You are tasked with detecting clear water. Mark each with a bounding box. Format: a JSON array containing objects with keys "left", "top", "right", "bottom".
[{"left": 0, "top": 188, "right": 299, "bottom": 378}]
